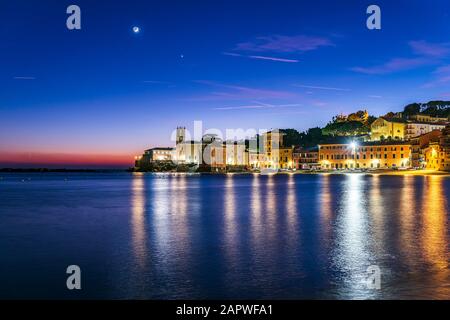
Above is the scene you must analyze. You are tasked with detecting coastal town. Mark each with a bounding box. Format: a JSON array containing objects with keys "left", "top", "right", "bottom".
[{"left": 134, "top": 101, "right": 450, "bottom": 173}]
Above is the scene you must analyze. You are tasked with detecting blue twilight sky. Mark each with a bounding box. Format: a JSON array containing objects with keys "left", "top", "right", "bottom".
[{"left": 1, "top": 0, "right": 450, "bottom": 167}]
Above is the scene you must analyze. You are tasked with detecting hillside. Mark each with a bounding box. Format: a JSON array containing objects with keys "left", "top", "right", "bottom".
[{"left": 403, "top": 101, "right": 450, "bottom": 118}]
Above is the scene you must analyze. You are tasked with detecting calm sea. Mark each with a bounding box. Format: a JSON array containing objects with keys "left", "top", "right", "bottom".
[{"left": 0, "top": 172, "right": 449, "bottom": 299}]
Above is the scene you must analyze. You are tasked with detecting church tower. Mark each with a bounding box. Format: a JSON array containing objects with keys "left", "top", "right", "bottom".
[{"left": 176, "top": 127, "right": 186, "bottom": 145}]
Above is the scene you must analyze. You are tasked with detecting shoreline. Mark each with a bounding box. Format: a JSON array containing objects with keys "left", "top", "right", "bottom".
[{"left": 1, "top": 168, "right": 449, "bottom": 176}]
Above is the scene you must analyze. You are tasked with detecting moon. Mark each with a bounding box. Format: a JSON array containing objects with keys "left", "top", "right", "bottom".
[{"left": 132, "top": 26, "right": 140, "bottom": 34}]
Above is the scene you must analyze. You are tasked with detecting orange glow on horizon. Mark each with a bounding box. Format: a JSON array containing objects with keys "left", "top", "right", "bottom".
[{"left": 0, "top": 151, "right": 136, "bottom": 168}]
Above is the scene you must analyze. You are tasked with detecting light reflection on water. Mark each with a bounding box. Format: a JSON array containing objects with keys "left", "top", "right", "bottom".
[
  {"left": 0, "top": 172, "right": 448, "bottom": 299},
  {"left": 422, "top": 176, "right": 448, "bottom": 273},
  {"left": 131, "top": 173, "right": 147, "bottom": 269}
]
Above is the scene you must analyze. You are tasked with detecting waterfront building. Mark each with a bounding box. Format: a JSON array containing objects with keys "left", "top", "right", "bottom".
[
  {"left": 404, "top": 122, "right": 446, "bottom": 140},
  {"left": 318, "top": 141, "right": 412, "bottom": 169},
  {"left": 224, "top": 141, "right": 248, "bottom": 167},
  {"left": 174, "top": 127, "right": 250, "bottom": 171},
  {"left": 370, "top": 117, "right": 407, "bottom": 141},
  {"left": 135, "top": 147, "right": 175, "bottom": 168},
  {"left": 423, "top": 125, "right": 450, "bottom": 171},
  {"left": 408, "top": 114, "right": 449, "bottom": 123},
  {"left": 258, "top": 130, "right": 294, "bottom": 169},
  {"left": 249, "top": 151, "right": 265, "bottom": 169},
  {"left": 293, "top": 147, "right": 319, "bottom": 170},
  {"left": 410, "top": 130, "right": 443, "bottom": 168},
  {"left": 278, "top": 147, "right": 294, "bottom": 169},
  {"left": 145, "top": 147, "right": 174, "bottom": 161}
]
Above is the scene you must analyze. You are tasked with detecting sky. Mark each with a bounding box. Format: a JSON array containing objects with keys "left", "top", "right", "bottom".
[{"left": 1, "top": 0, "right": 450, "bottom": 168}]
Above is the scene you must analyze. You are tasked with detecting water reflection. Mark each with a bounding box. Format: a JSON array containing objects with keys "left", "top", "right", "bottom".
[
  {"left": 131, "top": 173, "right": 147, "bottom": 269},
  {"left": 265, "top": 175, "right": 277, "bottom": 241},
  {"left": 286, "top": 174, "right": 298, "bottom": 243},
  {"left": 368, "top": 175, "right": 385, "bottom": 254},
  {"left": 334, "top": 174, "right": 372, "bottom": 298},
  {"left": 224, "top": 174, "right": 238, "bottom": 265},
  {"left": 319, "top": 174, "right": 332, "bottom": 244},
  {"left": 398, "top": 175, "right": 419, "bottom": 265},
  {"left": 170, "top": 175, "right": 190, "bottom": 255},
  {"left": 250, "top": 174, "right": 263, "bottom": 245},
  {"left": 152, "top": 176, "right": 172, "bottom": 263},
  {"left": 422, "top": 176, "right": 448, "bottom": 270},
  {"left": 129, "top": 173, "right": 449, "bottom": 299}
]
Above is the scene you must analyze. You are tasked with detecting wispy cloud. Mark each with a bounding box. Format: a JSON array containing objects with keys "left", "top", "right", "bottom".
[
  {"left": 293, "top": 84, "right": 350, "bottom": 92},
  {"left": 192, "top": 80, "right": 296, "bottom": 100},
  {"left": 368, "top": 95, "right": 383, "bottom": 99},
  {"left": 409, "top": 40, "right": 450, "bottom": 58},
  {"left": 434, "top": 65, "right": 450, "bottom": 74},
  {"left": 13, "top": 76, "right": 36, "bottom": 80},
  {"left": 223, "top": 52, "right": 299, "bottom": 63},
  {"left": 248, "top": 55, "right": 299, "bottom": 63},
  {"left": 352, "top": 40, "right": 450, "bottom": 75},
  {"left": 422, "top": 64, "right": 450, "bottom": 87},
  {"left": 235, "top": 34, "right": 333, "bottom": 53},
  {"left": 142, "top": 80, "right": 171, "bottom": 84},
  {"left": 351, "top": 57, "right": 429, "bottom": 75},
  {"left": 214, "top": 102, "right": 301, "bottom": 110}
]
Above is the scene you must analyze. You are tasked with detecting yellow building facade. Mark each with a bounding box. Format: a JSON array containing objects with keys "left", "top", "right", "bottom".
[
  {"left": 259, "top": 131, "right": 294, "bottom": 169},
  {"left": 423, "top": 126, "right": 450, "bottom": 171},
  {"left": 318, "top": 142, "right": 412, "bottom": 169},
  {"left": 370, "top": 117, "right": 406, "bottom": 141}
]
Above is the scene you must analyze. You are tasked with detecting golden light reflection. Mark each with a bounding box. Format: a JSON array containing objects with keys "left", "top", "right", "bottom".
[
  {"left": 335, "top": 174, "right": 372, "bottom": 297},
  {"left": 169, "top": 175, "right": 189, "bottom": 246},
  {"left": 319, "top": 174, "right": 332, "bottom": 240},
  {"left": 368, "top": 174, "right": 385, "bottom": 251},
  {"left": 224, "top": 174, "right": 238, "bottom": 262},
  {"left": 131, "top": 173, "right": 147, "bottom": 268},
  {"left": 250, "top": 173, "right": 262, "bottom": 244},
  {"left": 398, "top": 175, "right": 420, "bottom": 265},
  {"left": 421, "top": 176, "right": 448, "bottom": 271},
  {"left": 152, "top": 175, "right": 172, "bottom": 257},
  {"left": 286, "top": 174, "right": 298, "bottom": 241},
  {"left": 265, "top": 175, "right": 277, "bottom": 240}
]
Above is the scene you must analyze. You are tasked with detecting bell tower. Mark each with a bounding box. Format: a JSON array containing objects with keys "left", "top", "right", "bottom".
[{"left": 176, "top": 126, "right": 186, "bottom": 145}]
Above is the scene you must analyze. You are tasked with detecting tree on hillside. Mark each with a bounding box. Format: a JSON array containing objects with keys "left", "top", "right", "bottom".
[
  {"left": 403, "top": 103, "right": 421, "bottom": 117},
  {"left": 322, "top": 121, "right": 370, "bottom": 136}
]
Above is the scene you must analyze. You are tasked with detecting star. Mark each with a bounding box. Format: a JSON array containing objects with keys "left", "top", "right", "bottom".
[{"left": 132, "top": 26, "right": 140, "bottom": 34}]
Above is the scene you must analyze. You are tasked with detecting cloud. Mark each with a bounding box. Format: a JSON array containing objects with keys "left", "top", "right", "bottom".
[
  {"left": 235, "top": 35, "right": 333, "bottom": 53},
  {"left": 352, "top": 40, "right": 450, "bottom": 75},
  {"left": 223, "top": 52, "right": 299, "bottom": 63},
  {"left": 422, "top": 64, "right": 450, "bottom": 87},
  {"left": 293, "top": 84, "right": 350, "bottom": 92},
  {"left": 409, "top": 40, "right": 450, "bottom": 58},
  {"left": 192, "top": 80, "right": 296, "bottom": 100},
  {"left": 222, "top": 52, "right": 242, "bottom": 57},
  {"left": 434, "top": 65, "right": 450, "bottom": 74},
  {"left": 248, "top": 55, "right": 299, "bottom": 63},
  {"left": 143, "top": 80, "right": 171, "bottom": 84},
  {"left": 13, "top": 76, "right": 36, "bottom": 80},
  {"left": 368, "top": 95, "right": 383, "bottom": 99},
  {"left": 351, "top": 57, "right": 429, "bottom": 75},
  {"left": 214, "top": 102, "right": 301, "bottom": 111}
]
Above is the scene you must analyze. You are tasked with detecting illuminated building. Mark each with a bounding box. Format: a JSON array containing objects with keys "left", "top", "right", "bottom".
[
  {"left": 408, "top": 114, "right": 449, "bottom": 123},
  {"left": 174, "top": 128, "right": 249, "bottom": 171},
  {"left": 318, "top": 141, "right": 412, "bottom": 169},
  {"left": 293, "top": 147, "right": 319, "bottom": 170},
  {"left": 370, "top": 117, "right": 407, "bottom": 141},
  {"left": 410, "top": 130, "right": 442, "bottom": 168},
  {"left": 135, "top": 147, "right": 175, "bottom": 168},
  {"left": 258, "top": 130, "right": 294, "bottom": 169},
  {"left": 423, "top": 125, "right": 450, "bottom": 171},
  {"left": 405, "top": 122, "right": 446, "bottom": 140}
]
